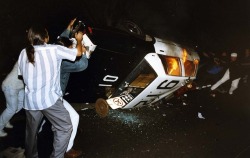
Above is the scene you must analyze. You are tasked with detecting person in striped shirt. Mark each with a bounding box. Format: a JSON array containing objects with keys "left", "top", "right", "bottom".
[{"left": 18, "top": 25, "right": 84, "bottom": 158}]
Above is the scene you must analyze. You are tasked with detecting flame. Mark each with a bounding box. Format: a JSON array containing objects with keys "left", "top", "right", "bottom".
[
  {"left": 167, "top": 58, "right": 179, "bottom": 75},
  {"left": 182, "top": 49, "right": 188, "bottom": 63}
]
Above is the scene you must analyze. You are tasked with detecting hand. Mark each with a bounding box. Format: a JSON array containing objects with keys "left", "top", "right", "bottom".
[
  {"left": 84, "top": 46, "right": 89, "bottom": 52},
  {"left": 67, "top": 18, "right": 77, "bottom": 31},
  {"left": 82, "top": 45, "right": 87, "bottom": 54}
]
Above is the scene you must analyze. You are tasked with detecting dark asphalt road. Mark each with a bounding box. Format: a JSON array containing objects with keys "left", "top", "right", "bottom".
[{"left": 0, "top": 82, "right": 250, "bottom": 158}]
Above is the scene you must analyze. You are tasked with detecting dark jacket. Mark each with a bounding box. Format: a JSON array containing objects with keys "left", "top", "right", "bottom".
[{"left": 229, "top": 61, "right": 243, "bottom": 80}]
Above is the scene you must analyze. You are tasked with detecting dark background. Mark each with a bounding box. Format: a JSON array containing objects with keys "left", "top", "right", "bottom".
[
  {"left": 1, "top": 1, "right": 250, "bottom": 157},
  {"left": 0, "top": 0, "right": 250, "bottom": 73}
]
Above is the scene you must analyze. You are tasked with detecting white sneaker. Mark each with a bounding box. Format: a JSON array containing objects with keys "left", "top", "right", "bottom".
[
  {"left": 198, "top": 112, "right": 205, "bottom": 119},
  {"left": 0, "top": 130, "right": 7, "bottom": 137},
  {"left": 5, "top": 122, "right": 13, "bottom": 129}
]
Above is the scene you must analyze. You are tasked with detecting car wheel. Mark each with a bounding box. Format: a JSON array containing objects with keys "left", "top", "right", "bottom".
[
  {"left": 117, "top": 20, "right": 144, "bottom": 36},
  {"left": 95, "top": 98, "right": 109, "bottom": 118}
]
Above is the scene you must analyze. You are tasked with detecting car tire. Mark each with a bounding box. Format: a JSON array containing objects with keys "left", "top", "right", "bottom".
[
  {"left": 95, "top": 98, "right": 109, "bottom": 118},
  {"left": 117, "top": 20, "right": 144, "bottom": 36}
]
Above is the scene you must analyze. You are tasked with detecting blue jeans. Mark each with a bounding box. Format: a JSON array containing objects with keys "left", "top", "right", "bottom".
[
  {"left": 60, "top": 54, "right": 88, "bottom": 94},
  {"left": 0, "top": 86, "right": 24, "bottom": 130}
]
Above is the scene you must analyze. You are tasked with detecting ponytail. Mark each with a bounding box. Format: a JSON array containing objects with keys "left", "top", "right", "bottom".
[
  {"left": 26, "top": 44, "right": 35, "bottom": 65},
  {"left": 25, "top": 26, "right": 49, "bottom": 65}
]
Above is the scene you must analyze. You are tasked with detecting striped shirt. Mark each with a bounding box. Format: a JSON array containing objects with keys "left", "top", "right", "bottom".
[{"left": 18, "top": 44, "right": 77, "bottom": 110}]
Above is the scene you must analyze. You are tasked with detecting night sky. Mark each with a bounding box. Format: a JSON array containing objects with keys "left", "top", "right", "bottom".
[{"left": 0, "top": 0, "right": 249, "bottom": 72}]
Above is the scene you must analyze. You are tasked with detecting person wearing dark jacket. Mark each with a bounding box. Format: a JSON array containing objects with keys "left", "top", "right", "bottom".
[{"left": 211, "top": 53, "right": 242, "bottom": 95}]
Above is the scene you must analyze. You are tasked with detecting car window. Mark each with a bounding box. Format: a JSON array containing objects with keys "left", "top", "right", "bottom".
[
  {"left": 160, "top": 56, "right": 182, "bottom": 76},
  {"left": 184, "top": 60, "right": 198, "bottom": 77}
]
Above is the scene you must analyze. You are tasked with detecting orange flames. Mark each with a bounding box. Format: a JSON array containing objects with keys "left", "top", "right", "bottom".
[
  {"left": 166, "top": 57, "right": 180, "bottom": 76},
  {"left": 182, "top": 49, "right": 188, "bottom": 63}
]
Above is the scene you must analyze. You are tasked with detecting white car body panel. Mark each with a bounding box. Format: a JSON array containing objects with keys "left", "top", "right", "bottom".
[{"left": 106, "top": 36, "right": 199, "bottom": 109}]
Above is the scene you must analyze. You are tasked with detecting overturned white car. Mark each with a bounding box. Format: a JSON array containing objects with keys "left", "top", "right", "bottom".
[{"left": 65, "top": 24, "right": 199, "bottom": 117}]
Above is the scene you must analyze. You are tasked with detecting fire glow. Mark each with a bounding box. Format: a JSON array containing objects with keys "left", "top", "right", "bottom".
[{"left": 182, "top": 49, "right": 188, "bottom": 63}]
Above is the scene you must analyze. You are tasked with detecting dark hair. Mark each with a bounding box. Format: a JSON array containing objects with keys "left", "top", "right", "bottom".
[
  {"left": 70, "top": 21, "right": 86, "bottom": 38},
  {"left": 56, "top": 36, "right": 73, "bottom": 48},
  {"left": 26, "top": 26, "right": 49, "bottom": 65}
]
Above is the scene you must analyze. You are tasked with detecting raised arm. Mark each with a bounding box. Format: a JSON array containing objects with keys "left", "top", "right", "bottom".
[{"left": 60, "top": 18, "right": 76, "bottom": 38}]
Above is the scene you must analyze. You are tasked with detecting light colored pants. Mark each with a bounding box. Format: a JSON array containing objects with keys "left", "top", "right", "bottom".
[
  {"left": 0, "top": 86, "right": 24, "bottom": 130},
  {"left": 63, "top": 99, "right": 79, "bottom": 151},
  {"left": 38, "top": 99, "right": 79, "bottom": 152},
  {"left": 211, "top": 69, "right": 241, "bottom": 94},
  {"left": 25, "top": 99, "right": 72, "bottom": 158}
]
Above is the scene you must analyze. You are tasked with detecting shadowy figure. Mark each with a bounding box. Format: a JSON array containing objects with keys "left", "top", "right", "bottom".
[
  {"left": 211, "top": 53, "right": 243, "bottom": 95},
  {"left": 0, "top": 62, "right": 24, "bottom": 137}
]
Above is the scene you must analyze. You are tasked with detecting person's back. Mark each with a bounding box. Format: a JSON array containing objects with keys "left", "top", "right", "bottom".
[{"left": 19, "top": 44, "right": 76, "bottom": 109}]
